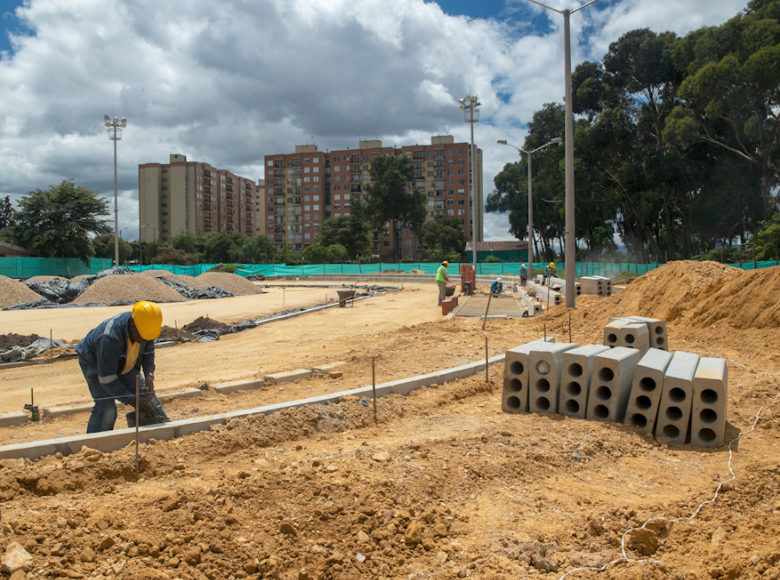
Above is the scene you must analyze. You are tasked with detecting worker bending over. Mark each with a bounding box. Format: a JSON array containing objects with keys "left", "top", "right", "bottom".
[
  {"left": 543, "top": 262, "right": 556, "bottom": 286},
  {"left": 490, "top": 277, "right": 503, "bottom": 295},
  {"left": 76, "top": 301, "right": 169, "bottom": 433}
]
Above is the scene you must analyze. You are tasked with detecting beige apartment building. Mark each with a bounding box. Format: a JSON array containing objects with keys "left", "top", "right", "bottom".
[
  {"left": 262, "top": 136, "right": 483, "bottom": 256},
  {"left": 138, "top": 154, "right": 259, "bottom": 243}
]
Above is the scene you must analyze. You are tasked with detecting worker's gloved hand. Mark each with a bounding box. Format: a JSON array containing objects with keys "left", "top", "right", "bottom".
[
  {"left": 144, "top": 373, "right": 155, "bottom": 393},
  {"left": 135, "top": 396, "right": 154, "bottom": 416}
]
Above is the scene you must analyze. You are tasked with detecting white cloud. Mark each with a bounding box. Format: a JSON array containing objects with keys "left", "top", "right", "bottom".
[{"left": 0, "top": 0, "right": 752, "bottom": 241}]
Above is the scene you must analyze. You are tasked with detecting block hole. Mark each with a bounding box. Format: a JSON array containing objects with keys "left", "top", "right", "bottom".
[
  {"left": 607, "top": 333, "right": 617, "bottom": 343},
  {"left": 536, "top": 379, "right": 550, "bottom": 393},
  {"left": 509, "top": 379, "right": 523, "bottom": 393},
  {"left": 593, "top": 405, "right": 609, "bottom": 419},
  {"left": 655, "top": 327, "right": 663, "bottom": 335},
  {"left": 566, "top": 382, "right": 581, "bottom": 396},
  {"left": 625, "top": 333, "right": 635, "bottom": 344},
  {"left": 669, "top": 387, "right": 686, "bottom": 403},
  {"left": 631, "top": 414, "right": 648, "bottom": 428},
  {"left": 536, "top": 397, "right": 551, "bottom": 411},
  {"left": 506, "top": 396, "right": 521, "bottom": 410},
  {"left": 568, "top": 362, "right": 583, "bottom": 377},
  {"left": 599, "top": 367, "right": 614, "bottom": 382},
  {"left": 640, "top": 377, "right": 656, "bottom": 392},
  {"left": 701, "top": 389, "right": 718, "bottom": 404},
  {"left": 656, "top": 337, "right": 665, "bottom": 347},
  {"left": 698, "top": 428, "right": 716, "bottom": 443},
  {"left": 666, "top": 406, "right": 683, "bottom": 421},
  {"left": 662, "top": 424, "right": 680, "bottom": 439},
  {"left": 700, "top": 408, "right": 718, "bottom": 424},
  {"left": 565, "top": 400, "right": 579, "bottom": 414},
  {"left": 637, "top": 395, "right": 652, "bottom": 410},
  {"left": 510, "top": 361, "right": 524, "bottom": 375},
  {"left": 536, "top": 360, "right": 550, "bottom": 375},
  {"left": 596, "top": 386, "right": 612, "bottom": 401}
]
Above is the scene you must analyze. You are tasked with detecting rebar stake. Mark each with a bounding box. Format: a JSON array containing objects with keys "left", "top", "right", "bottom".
[
  {"left": 372, "top": 357, "right": 378, "bottom": 426},
  {"left": 569, "top": 311, "right": 572, "bottom": 343},
  {"left": 135, "top": 375, "right": 140, "bottom": 480},
  {"left": 485, "top": 337, "right": 489, "bottom": 387},
  {"left": 544, "top": 323, "right": 547, "bottom": 341}
]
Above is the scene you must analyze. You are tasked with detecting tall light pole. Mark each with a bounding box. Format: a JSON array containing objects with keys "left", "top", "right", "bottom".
[
  {"left": 459, "top": 95, "right": 480, "bottom": 272},
  {"left": 525, "top": 0, "right": 600, "bottom": 307},
  {"left": 104, "top": 114, "right": 127, "bottom": 268},
  {"left": 497, "top": 137, "right": 562, "bottom": 285}
]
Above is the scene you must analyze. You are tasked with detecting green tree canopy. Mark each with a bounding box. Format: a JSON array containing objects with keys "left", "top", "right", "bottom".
[
  {"left": 0, "top": 196, "right": 14, "bottom": 229},
  {"left": 92, "top": 234, "right": 133, "bottom": 264},
  {"left": 228, "top": 234, "right": 275, "bottom": 264},
  {"left": 10, "top": 180, "right": 110, "bottom": 263},
  {"left": 318, "top": 215, "right": 371, "bottom": 259},
  {"left": 420, "top": 217, "right": 467, "bottom": 262}
]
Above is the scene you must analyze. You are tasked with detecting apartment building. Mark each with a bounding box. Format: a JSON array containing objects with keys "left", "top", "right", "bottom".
[
  {"left": 263, "top": 136, "right": 483, "bottom": 255},
  {"left": 138, "top": 154, "right": 259, "bottom": 243}
]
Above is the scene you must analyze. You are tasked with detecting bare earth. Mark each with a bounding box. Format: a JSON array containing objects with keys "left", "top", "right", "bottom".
[{"left": 1, "top": 266, "right": 780, "bottom": 580}]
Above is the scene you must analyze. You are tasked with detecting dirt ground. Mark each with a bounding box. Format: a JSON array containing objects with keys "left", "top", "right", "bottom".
[{"left": 1, "top": 265, "right": 780, "bottom": 580}]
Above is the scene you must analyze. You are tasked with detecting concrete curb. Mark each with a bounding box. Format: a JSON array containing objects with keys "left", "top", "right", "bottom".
[
  {"left": 0, "top": 354, "right": 507, "bottom": 460},
  {"left": 264, "top": 369, "right": 313, "bottom": 385},
  {"left": 41, "top": 388, "right": 204, "bottom": 419},
  {"left": 213, "top": 380, "right": 264, "bottom": 395},
  {"left": 0, "top": 413, "right": 29, "bottom": 428}
]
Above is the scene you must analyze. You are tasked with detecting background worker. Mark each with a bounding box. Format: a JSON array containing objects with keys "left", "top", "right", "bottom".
[
  {"left": 76, "top": 301, "right": 169, "bottom": 433},
  {"left": 519, "top": 263, "right": 528, "bottom": 287},
  {"left": 543, "top": 262, "right": 556, "bottom": 286},
  {"left": 490, "top": 277, "right": 503, "bottom": 295},
  {"left": 435, "top": 260, "right": 449, "bottom": 306}
]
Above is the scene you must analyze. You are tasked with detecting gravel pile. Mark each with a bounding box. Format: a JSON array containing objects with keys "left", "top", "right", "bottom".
[
  {"left": 0, "top": 275, "right": 44, "bottom": 308},
  {"left": 72, "top": 273, "right": 185, "bottom": 304},
  {"left": 143, "top": 269, "right": 211, "bottom": 289},
  {"left": 196, "top": 272, "right": 262, "bottom": 295}
]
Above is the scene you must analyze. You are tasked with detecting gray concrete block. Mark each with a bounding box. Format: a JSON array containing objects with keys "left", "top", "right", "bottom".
[
  {"left": 625, "top": 316, "right": 668, "bottom": 351},
  {"left": 593, "top": 276, "right": 612, "bottom": 296},
  {"left": 213, "top": 380, "right": 264, "bottom": 395},
  {"left": 528, "top": 343, "right": 578, "bottom": 414},
  {"left": 623, "top": 348, "right": 673, "bottom": 434},
  {"left": 619, "top": 322, "right": 650, "bottom": 355},
  {"left": 263, "top": 369, "right": 313, "bottom": 384},
  {"left": 690, "top": 358, "right": 728, "bottom": 448},
  {"left": 559, "top": 345, "right": 611, "bottom": 419},
  {"left": 580, "top": 277, "right": 606, "bottom": 296},
  {"left": 587, "top": 347, "right": 642, "bottom": 422},
  {"left": 502, "top": 338, "right": 555, "bottom": 414},
  {"left": 655, "top": 351, "right": 700, "bottom": 444},
  {"left": 603, "top": 318, "right": 632, "bottom": 347},
  {"left": 0, "top": 413, "right": 29, "bottom": 427}
]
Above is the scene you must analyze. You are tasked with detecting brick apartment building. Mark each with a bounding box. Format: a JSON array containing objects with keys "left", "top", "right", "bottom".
[
  {"left": 138, "top": 154, "right": 259, "bottom": 243},
  {"left": 262, "top": 136, "right": 483, "bottom": 256}
]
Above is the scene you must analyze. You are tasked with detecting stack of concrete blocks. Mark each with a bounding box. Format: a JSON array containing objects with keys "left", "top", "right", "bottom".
[
  {"left": 580, "top": 276, "right": 608, "bottom": 296},
  {"left": 654, "top": 352, "right": 701, "bottom": 445},
  {"left": 548, "top": 276, "right": 581, "bottom": 296},
  {"left": 603, "top": 318, "right": 651, "bottom": 355},
  {"left": 586, "top": 347, "right": 643, "bottom": 422},
  {"left": 618, "top": 315, "right": 668, "bottom": 351},
  {"left": 623, "top": 348, "right": 673, "bottom": 434},
  {"left": 559, "top": 345, "right": 611, "bottom": 419},
  {"left": 502, "top": 338, "right": 555, "bottom": 414},
  {"left": 528, "top": 343, "right": 577, "bottom": 413},
  {"left": 594, "top": 276, "right": 612, "bottom": 296}
]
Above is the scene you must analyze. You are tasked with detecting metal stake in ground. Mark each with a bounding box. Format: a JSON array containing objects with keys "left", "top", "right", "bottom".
[
  {"left": 49, "top": 329, "right": 53, "bottom": 361},
  {"left": 485, "top": 337, "right": 489, "bottom": 386},
  {"left": 569, "top": 311, "right": 572, "bottom": 343},
  {"left": 135, "top": 375, "right": 140, "bottom": 480},
  {"left": 372, "top": 357, "right": 378, "bottom": 426},
  {"left": 544, "top": 323, "right": 547, "bottom": 341},
  {"left": 482, "top": 293, "right": 493, "bottom": 331}
]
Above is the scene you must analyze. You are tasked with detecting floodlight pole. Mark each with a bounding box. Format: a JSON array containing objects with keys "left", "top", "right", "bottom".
[
  {"left": 459, "top": 95, "right": 481, "bottom": 273},
  {"left": 105, "top": 115, "right": 127, "bottom": 268},
  {"left": 525, "top": 0, "right": 600, "bottom": 308}
]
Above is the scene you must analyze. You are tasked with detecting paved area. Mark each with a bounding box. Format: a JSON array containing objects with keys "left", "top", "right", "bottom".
[{"left": 455, "top": 293, "right": 526, "bottom": 318}]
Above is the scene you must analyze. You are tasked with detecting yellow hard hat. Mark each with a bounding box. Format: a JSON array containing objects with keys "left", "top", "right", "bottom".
[
  {"left": 132, "top": 301, "right": 163, "bottom": 340},
  {"left": 549, "top": 262, "right": 555, "bottom": 269},
  {"left": 442, "top": 261, "right": 448, "bottom": 266}
]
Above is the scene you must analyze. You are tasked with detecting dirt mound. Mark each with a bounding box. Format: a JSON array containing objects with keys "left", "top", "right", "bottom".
[
  {"left": 0, "top": 275, "right": 44, "bottom": 308},
  {"left": 142, "top": 269, "right": 177, "bottom": 279},
  {"left": 195, "top": 272, "right": 262, "bottom": 295},
  {"left": 182, "top": 316, "right": 230, "bottom": 333},
  {"left": 0, "top": 333, "right": 41, "bottom": 349},
  {"left": 72, "top": 273, "right": 185, "bottom": 304},
  {"left": 158, "top": 326, "right": 196, "bottom": 342}
]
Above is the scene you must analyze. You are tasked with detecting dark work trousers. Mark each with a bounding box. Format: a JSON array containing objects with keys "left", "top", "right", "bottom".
[{"left": 79, "top": 356, "right": 145, "bottom": 433}]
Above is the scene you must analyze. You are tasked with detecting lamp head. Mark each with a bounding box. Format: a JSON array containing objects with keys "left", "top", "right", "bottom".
[
  {"left": 120, "top": 118, "right": 127, "bottom": 128},
  {"left": 103, "top": 114, "right": 110, "bottom": 122},
  {"left": 497, "top": 140, "right": 507, "bottom": 145},
  {"left": 551, "top": 137, "right": 562, "bottom": 144}
]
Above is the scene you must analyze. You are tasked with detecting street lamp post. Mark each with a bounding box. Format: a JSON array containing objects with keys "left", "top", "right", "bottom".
[
  {"left": 104, "top": 115, "right": 127, "bottom": 268},
  {"left": 525, "top": 0, "right": 600, "bottom": 307},
  {"left": 497, "top": 137, "right": 562, "bottom": 285},
  {"left": 459, "top": 95, "right": 481, "bottom": 273}
]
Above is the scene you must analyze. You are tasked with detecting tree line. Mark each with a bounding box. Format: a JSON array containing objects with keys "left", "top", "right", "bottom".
[
  {"left": 488, "top": 0, "right": 780, "bottom": 263},
  {"left": 0, "top": 155, "right": 469, "bottom": 266}
]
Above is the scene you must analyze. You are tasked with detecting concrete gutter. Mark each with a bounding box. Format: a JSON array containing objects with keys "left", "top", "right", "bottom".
[{"left": 0, "top": 354, "right": 507, "bottom": 461}]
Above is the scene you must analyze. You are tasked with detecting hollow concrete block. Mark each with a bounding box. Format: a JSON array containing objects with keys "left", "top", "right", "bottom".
[
  {"left": 655, "top": 351, "right": 700, "bottom": 444},
  {"left": 623, "top": 348, "right": 673, "bottom": 435},
  {"left": 593, "top": 276, "right": 612, "bottom": 296},
  {"left": 528, "top": 343, "right": 578, "bottom": 414},
  {"left": 587, "top": 347, "right": 642, "bottom": 422},
  {"left": 603, "top": 318, "right": 633, "bottom": 347},
  {"left": 625, "top": 315, "right": 668, "bottom": 351},
  {"left": 690, "top": 358, "right": 728, "bottom": 448},
  {"left": 580, "top": 277, "right": 605, "bottom": 296},
  {"left": 619, "top": 322, "right": 650, "bottom": 355},
  {"left": 559, "top": 345, "right": 611, "bottom": 419},
  {"left": 502, "top": 338, "right": 555, "bottom": 414}
]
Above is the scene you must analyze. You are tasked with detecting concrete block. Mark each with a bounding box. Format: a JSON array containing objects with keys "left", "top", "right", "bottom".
[
  {"left": 580, "top": 277, "right": 606, "bottom": 296},
  {"left": 528, "top": 343, "right": 577, "bottom": 414},
  {"left": 0, "top": 413, "right": 29, "bottom": 427},
  {"left": 623, "top": 348, "right": 673, "bottom": 434},
  {"left": 213, "top": 380, "right": 264, "bottom": 395},
  {"left": 559, "top": 345, "right": 611, "bottom": 419},
  {"left": 619, "top": 322, "right": 650, "bottom": 355},
  {"left": 263, "top": 369, "right": 313, "bottom": 385},
  {"left": 603, "top": 318, "right": 633, "bottom": 347},
  {"left": 655, "top": 351, "right": 700, "bottom": 444},
  {"left": 502, "top": 338, "right": 555, "bottom": 414},
  {"left": 587, "top": 347, "right": 642, "bottom": 422},
  {"left": 690, "top": 358, "right": 728, "bottom": 447},
  {"left": 625, "top": 316, "right": 668, "bottom": 351},
  {"left": 593, "top": 276, "right": 612, "bottom": 296}
]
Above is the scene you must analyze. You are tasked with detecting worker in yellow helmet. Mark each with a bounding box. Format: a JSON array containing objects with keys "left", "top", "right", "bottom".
[
  {"left": 435, "top": 260, "right": 449, "bottom": 306},
  {"left": 76, "top": 301, "right": 169, "bottom": 433},
  {"left": 543, "top": 262, "right": 556, "bottom": 286}
]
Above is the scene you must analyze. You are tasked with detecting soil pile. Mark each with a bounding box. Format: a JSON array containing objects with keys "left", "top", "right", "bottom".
[
  {"left": 0, "top": 275, "right": 44, "bottom": 308},
  {"left": 0, "top": 332, "right": 40, "bottom": 349},
  {"left": 196, "top": 272, "right": 262, "bottom": 295},
  {"left": 72, "top": 274, "right": 185, "bottom": 304},
  {"left": 158, "top": 326, "right": 197, "bottom": 342},
  {"left": 182, "top": 316, "right": 230, "bottom": 333}
]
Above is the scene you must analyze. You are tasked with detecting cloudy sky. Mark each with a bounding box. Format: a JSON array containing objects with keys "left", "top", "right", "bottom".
[{"left": 0, "top": 0, "right": 748, "bottom": 242}]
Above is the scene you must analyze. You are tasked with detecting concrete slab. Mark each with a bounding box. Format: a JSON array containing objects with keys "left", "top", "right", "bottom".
[
  {"left": 263, "top": 369, "right": 313, "bottom": 384},
  {"left": 690, "top": 358, "right": 728, "bottom": 448},
  {"left": 0, "top": 413, "right": 29, "bottom": 427},
  {"left": 655, "top": 351, "right": 700, "bottom": 444},
  {"left": 559, "top": 345, "right": 611, "bottom": 419},
  {"left": 619, "top": 322, "right": 650, "bottom": 355},
  {"left": 587, "top": 347, "right": 642, "bottom": 422},
  {"left": 623, "top": 348, "right": 673, "bottom": 435},
  {"left": 502, "top": 338, "right": 555, "bottom": 414},
  {"left": 454, "top": 294, "right": 525, "bottom": 318},
  {"left": 213, "top": 380, "right": 264, "bottom": 395},
  {"left": 528, "top": 343, "right": 578, "bottom": 414}
]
